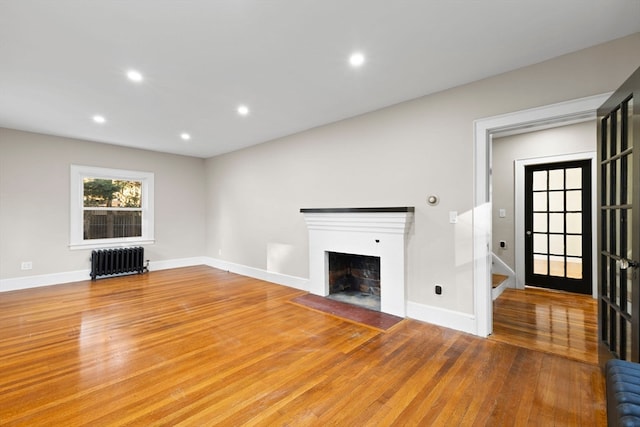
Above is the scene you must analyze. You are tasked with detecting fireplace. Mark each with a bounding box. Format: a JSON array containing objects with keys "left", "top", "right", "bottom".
[
  {"left": 301, "top": 207, "right": 414, "bottom": 317},
  {"left": 328, "top": 252, "right": 381, "bottom": 310}
]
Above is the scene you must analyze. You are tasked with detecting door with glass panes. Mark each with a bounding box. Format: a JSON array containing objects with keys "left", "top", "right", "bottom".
[
  {"left": 598, "top": 66, "right": 640, "bottom": 362},
  {"left": 525, "top": 160, "right": 592, "bottom": 294}
]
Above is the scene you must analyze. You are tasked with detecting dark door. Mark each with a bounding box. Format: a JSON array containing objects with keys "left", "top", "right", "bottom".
[
  {"left": 525, "top": 160, "right": 592, "bottom": 294},
  {"left": 598, "top": 66, "right": 640, "bottom": 362}
]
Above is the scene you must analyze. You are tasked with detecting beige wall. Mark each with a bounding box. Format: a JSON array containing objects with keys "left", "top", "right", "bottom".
[
  {"left": 0, "top": 128, "right": 206, "bottom": 279},
  {"left": 492, "top": 121, "right": 596, "bottom": 271},
  {"left": 1, "top": 33, "right": 639, "bottom": 320},
  {"left": 205, "top": 33, "right": 640, "bottom": 315}
]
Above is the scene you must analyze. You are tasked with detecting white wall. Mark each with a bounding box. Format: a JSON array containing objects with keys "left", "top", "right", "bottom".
[
  {"left": 0, "top": 128, "right": 206, "bottom": 286},
  {"left": 205, "top": 33, "right": 640, "bottom": 319},
  {"left": 492, "top": 121, "right": 596, "bottom": 270}
]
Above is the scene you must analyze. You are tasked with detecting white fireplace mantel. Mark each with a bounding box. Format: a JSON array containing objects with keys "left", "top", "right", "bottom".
[{"left": 301, "top": 207, "right": 414, "bottom": 317}]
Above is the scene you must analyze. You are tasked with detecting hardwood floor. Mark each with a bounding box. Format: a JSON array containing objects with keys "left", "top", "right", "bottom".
[
  {"left": 491, "top": 287, "right": 599, "bottom": 365},
  {"left": 0, "top": 266, "right": 605, "bottom": 425}
]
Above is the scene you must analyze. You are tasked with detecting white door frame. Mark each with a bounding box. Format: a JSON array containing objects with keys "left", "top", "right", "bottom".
[{"left": 473, "top": 93, "right": 611, "bottom": 337}]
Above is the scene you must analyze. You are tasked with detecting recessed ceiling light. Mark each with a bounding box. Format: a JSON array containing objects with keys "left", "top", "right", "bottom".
[
  {"left": 349, "top": 52, "right": 365, "bottom": 68},
  {"left": 237, "top": 105, "right": 250, "bottom": 116},
  {"left": 126, "top": 69, "right": 143, "bottom": 82},
  {"left": 180, "top": 132, "right": 191, "bottom": 141},
  {"left": 92, "top": 115, "right": 106, "bottom": 124}
]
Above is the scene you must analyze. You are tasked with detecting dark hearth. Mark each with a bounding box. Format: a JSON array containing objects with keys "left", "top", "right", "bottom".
[{"left": 328, "top": 252, "right": 380, "bottom": 310}]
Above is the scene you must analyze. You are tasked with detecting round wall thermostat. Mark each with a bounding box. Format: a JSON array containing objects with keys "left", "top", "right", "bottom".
[{"left": 427, "top": 195, "right": 439, "bottom": 206}]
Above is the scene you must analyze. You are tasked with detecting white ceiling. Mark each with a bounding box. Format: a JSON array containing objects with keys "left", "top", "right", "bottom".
[{"left": 1, "top": 1, "right": 639, "bottom": 158}]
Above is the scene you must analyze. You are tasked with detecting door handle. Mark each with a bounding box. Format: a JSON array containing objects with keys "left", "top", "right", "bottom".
[
  {"left": 526, "top": 230, "right": 532, "bottom": 236},
  {"left": 619, "top": 258, "right": 639, "bottom": 270}
]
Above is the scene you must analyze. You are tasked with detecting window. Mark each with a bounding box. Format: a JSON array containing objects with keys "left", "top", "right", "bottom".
[{"left": 70, "top": 165, "right": 154, "bottom": 249}]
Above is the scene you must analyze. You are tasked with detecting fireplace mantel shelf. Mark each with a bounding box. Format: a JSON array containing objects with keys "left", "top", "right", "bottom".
[{"left": 300, "top": 207, "right": 414, "bottom": 213}]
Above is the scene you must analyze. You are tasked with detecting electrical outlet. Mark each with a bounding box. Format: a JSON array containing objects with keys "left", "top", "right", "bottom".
[
  {"left": 21, "top": 261, "right": 33, "bottom": 270},
  {"left": 435, "top": 284, "right": 442, "bottom": 295}
]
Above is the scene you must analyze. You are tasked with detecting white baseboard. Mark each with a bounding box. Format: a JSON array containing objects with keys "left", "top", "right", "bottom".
[
  {"left": 0, "top": 257, "right": 208, "bottom": 293},
  {"left": 0, "top": 270, "right": 90, "bottom": 292},
  {"left": 406, "top": 301, "right": 477, "bottom": 335},
  {"left": 148, "top": 257, "right": 208, "bottom": 271},
  {"left": 203, "top": 257, "right": 309, "bottom": 291}
]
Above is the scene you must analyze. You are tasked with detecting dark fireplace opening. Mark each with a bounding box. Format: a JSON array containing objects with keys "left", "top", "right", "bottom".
[{"left": 327, "top": 251, "right": 380, "bottom": 311}]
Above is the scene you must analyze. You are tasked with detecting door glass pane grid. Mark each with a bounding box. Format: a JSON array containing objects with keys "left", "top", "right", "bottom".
[
  {"left": 530, "top": 165, "right": 584, "bottom": 280},
  {"left": 599, "top": 91, "right": 636, "bottom": 362}
]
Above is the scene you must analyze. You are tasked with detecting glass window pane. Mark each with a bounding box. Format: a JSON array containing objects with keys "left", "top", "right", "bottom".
[
  {"left": 603, "top": 116, "right": 610, "bottom": 160},
  {"left": 567, "top": 213, "right": 582, "bottom": 234},
  {"left": 617, "top": 108, "right": 623, "bottom": 155},
  {"left": 533, "top": 171, "right": 547, "bottom": 191},
  {"left": 627, "top": 320, "right": 633, "bottom": 360},
  {"left": 534, "top": 213, "right": 548, "bottom": 232},
  {"left": 533, "top": 233, "right": 548, "bottom": 253},
  {"left": 549, "top": 255, "right": 565, "bottom": 277},
  {"left": 616, "top": 210, "right": 621, "bottom": 256},
  {"left": 605, "top": 163, "right": 611, "bottom": 206},
  {"left": 549, "top": 235, "right": 564, "bottom": 255},
  {"left": 566, "top": 257, "right": 582, "bottom": 279},
  {"left": 628, "top": 207, "right": 633, "bottom": 261},
  {"left": 628, "top": 98, "right": 634, "bottom": 149},
  {"left": 617, "top": 159, "right": 623, "bottom": 207},
  {"left": 628, "top": 154, "right": 633, "bottom": 205},
  {"left": 627, "top": 273, "right": 633, "bottom": 316},
  {"left": 566, "top": 235, "right": 582, "bottom": 257},
  {"left": 533, "top": 192, "right": 547, "bottom": 211},
  {"left": 602, "top": 210, "right": 609, "bottom": 252},
  {"left": 566, "top": 190, "right": 582, "bottom": 211},
  {"left": 83, "top": 210, "right": 142, "bottom": 240},
  {"left": 565, "top": 168, "right": 582, "bottom": 189},
  {"left": 83, "top": 178, "right": 142, "bottom": 208},
  {"left": 549, "top": 169, "right": 564, "bottom": 190},
  {"left": 534, "top": 255, "right": 547, "bottom": 275},
  {"left": 549, "top": 192, "right": 564, "bottom": 211},
  {"left": 549, "top": 213, "right": 564, "bottom": 233}
]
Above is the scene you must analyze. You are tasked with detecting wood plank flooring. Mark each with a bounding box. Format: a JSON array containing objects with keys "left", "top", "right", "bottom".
[
  {"left": 0, "top": 266, "right": 606, "bottom": 426},
  {"left": 491, "top": 287, "right": 599, "bottom": 365}
]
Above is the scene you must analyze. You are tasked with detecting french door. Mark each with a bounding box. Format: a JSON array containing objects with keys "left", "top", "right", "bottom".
[
  {"left": 598, "top": 66, "right": 640, "bottom": 362},
  {"left": 524, "top": 160, "right": 592, "bottom": 294}
]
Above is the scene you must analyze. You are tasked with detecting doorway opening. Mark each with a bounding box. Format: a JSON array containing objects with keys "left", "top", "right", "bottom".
[{"left": 473, "top": 93, "right": 611, "bottom": 337}]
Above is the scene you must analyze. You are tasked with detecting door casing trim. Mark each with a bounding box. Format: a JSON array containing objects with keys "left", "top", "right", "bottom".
[{"left": 473, "top": 92, "right": 611, "bottom": 337}]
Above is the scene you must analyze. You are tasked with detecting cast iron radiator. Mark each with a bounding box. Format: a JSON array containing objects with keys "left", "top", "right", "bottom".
[{"left": 90, "top": 247, "right": 146, "bottom": 280}]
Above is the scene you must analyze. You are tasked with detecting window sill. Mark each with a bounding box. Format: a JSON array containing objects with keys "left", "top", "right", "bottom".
[{"left": 69, "top": 240, "right": 155, "bottom": 251}]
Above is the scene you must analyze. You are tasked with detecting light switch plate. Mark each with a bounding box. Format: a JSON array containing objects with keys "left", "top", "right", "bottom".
[
  {"left": 449, "top": 211, "right": 458, "bottom": 224},
  {"left": 499, "top": 209, "right": 506, "bottom": 218}
]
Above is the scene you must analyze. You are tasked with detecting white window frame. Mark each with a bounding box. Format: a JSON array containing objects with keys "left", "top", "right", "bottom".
[{"left": 70, "top": 165, "right": 154, "bottom": 250}]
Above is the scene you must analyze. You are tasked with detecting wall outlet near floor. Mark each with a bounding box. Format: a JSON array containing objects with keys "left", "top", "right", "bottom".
[
  {"left": 21, "top": 261, "right": 33, "bottom": 270},
  {"left": 435, "top": 284, "right": 442, "bottom": 295}
]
